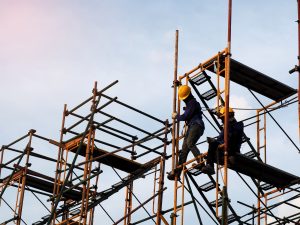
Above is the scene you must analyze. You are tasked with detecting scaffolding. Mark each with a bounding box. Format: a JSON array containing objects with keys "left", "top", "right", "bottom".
[{"left": 1, "top": 1, "right": 300, "bottom": 225}]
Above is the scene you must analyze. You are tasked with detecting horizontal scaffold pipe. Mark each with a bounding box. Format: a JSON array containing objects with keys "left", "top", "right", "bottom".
[
  {"left": 134, "top": 142, "right": 168, "bottom": 159},
  {"left": 1, "top": 131, "right": 32, "bottom": 151},
  {"left": 65, "top": 97, "right": 117, "bottom": 132},
  {"left": 100, "top": 93, "right": 165, "bottom": 124},
  {"left": 113, "top": 187, "right": 167, "bottom": 225},
  {"left": 70, "top": 112, "right": 137, "bottom": 140},
  {"left": 237, "top": 172, "right": 283, "bottom": 224},
  {"left": 249, "top": 89, "right": 300, "bottom": 153},
  {"left": 67, "top": 80, "right": 118, "bottom": 114},
  {"left": 46, "top": 82, "right": 102, "bottom": 225},
  {"left": 130, "top": 201, "right": 193, "bottom": 225},
  {"left": 67, "top": 130, "right": 132, "bottom": 154},
  {"left": 4, "top": 147, "right": 84, "bottom": 171},
  {"left": 98, "top": 110, "right": 167, "bottom": 142},
  {"left": 49, "top": 169, "right": 103, "bottom": 202},
  {"left": 76, "top": 127, "right": 168, "bottom": 167},
  {"left": 111, "top": 167, "right": 156, "bottom": 224},
  {"left": 0, "top": 197, "right": 28, "bottom": 225},
  {"left": 0, "top": 146, "right": 30, "bottom": 201},
  {"left": 179, "top": 49, "right": 227, "bottom": 81},
  {"left": 0, "top": 154, "right": 22, "bottom": 169}
]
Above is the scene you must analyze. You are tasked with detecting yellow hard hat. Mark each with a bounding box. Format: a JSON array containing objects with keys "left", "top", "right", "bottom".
[
  {"left": 178, "top": 85, "right": 191, "bottom": 100},
  {"left": 218, "top": 106, "right": 234, "bottom": 118}
]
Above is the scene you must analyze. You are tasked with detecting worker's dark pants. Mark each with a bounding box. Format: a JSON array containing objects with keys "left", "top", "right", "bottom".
[
  {"left": 177, "top": 123, "right": 204, "bottom": 174},
  {"left": 206, "top": 141, "right": 220, "bottom": 166},
  {"left": 206, "top": 141, "right": 238, "bottom": 166}
]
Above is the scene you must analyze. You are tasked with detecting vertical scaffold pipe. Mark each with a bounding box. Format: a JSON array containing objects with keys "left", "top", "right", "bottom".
[
  {"left": 155, "top": 120, "right": 169, "bottom": 225},
  {"left": 16, "top": 130, "right": 34, "bottom": 225},
  {"left": 52, "top": 104, "right": 67, "bottom": 225},
  {"left": 171, "top": 30, "right": 179, "bottom": 173},
  {"left": 298, "top": 0, "right": 300, "bottom": 139},
  {"left": 256, "top": 110, "right": 261, "bottom": 225},
  {"left": 171, "top": 29, "right": 179, "bottom": 225},
  {"left": 222, "top": 0, "right": 232, "bottom": 224}
]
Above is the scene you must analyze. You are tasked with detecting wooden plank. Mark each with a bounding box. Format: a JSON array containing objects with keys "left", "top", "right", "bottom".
[
  {"left": 68, "top": 143, "right": 143, "bottom": 173},
  {"left": 25, "top": 175, "right": 82, "bottom": 201},
  {"left": 228, "top": 153, "right": 299, "bottom": 187},
  {"left": 205, "top": 58, "right": 297, "bottom": 101}
]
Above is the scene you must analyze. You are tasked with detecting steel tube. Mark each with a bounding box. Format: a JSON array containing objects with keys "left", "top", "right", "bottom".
[
  {"left": 1, "top": 133, "right": 30, "bottom": 151},
  {"left": 298, "top": 0, "right": 300, "bottom": 139},
  {"left": 65, "top": 97, "right": 117, "bottom": 132},
  {"left": 52, "top": 104, "right": 67, "bottom": 225},
  {"left": 135, "top": 143, "right": 167, "bottom": 159},
  {"left": 171, "top": 30, "right": 179, "bottom": 173},
  {"left": 130, "top": 201, "right": 193, "bottom": 225},
  {"left": 0, "top": 155, "right": 22, "bottom": 168},
  {"left": 101, "top": 93, "right": 164, "bottom": 124},
  {"left": 249, "top": 89, "right": 300, "bottom": 152},
  {"left": 16, "top": 131, "right": 34, "bottom": 225},
  {"left": 66, "top": 130, "right": 134, "bottom": 155},
  {"left": 76, "top": 127, "right": 168, "bottom": 167},
  {"left": 155, "top": 121, "right": 169, "bottom": 225},
  {"left": 68, "top": 80, "right": 118, "bottom": 114},
  {"left": 179, "top": 49, "right": 227, "bottom": 80},
  {"left": 47, "top": 83, "right": 102, "bottom": 225},
  {"left": 98, "top": 110, "right": 166, "bottom": 142},
  {"left": 113, "top": 187, "right": 167, "bottom": 225},
  {"left": 0, "top": 148, "right": 29, "bottom": 200},
  {"left": 70, "top": 112, "right": 137, "bottom": 139}
]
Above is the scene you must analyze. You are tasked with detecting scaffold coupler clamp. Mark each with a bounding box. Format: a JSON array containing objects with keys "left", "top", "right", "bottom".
[
  {"left": 289, "top": 65, "right": 299, "bottom": 74},
  {"left": 172, "top": 79, "right": 181, "bottom": 88}
]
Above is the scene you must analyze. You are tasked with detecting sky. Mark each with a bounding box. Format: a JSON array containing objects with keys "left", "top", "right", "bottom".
[{"left": 0, "top": 1, "right": 299, "bottom": 225}]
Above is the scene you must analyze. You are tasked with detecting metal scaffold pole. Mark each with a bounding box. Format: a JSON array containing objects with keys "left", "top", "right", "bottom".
[
  {"left": 171, "top": 30, "right": 179, "bottom": 175},
  {"left": 171, "top": 30, "right": 179, "bottom": 225},
  {"left": 223, "top": 0, "right": 232, "bottom": 224},
  {"left": 15, "top": 130, "right": 34, "bottom": 225},
  {"left": 297, "top": 0, "right": 300, "bottom": 140},
  {"left": 290, "top": 0, "right": 300, "bottom": 139}
]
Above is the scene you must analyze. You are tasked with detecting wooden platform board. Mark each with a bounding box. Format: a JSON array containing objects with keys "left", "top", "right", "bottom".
[
  {"left": 228, "top": 153, "right": 299, "bottom": 188},
  {"left": 205, "top": 58, "right": 297, "bottom": 101},
  {"left": 65, "top": 138, "right": 143, "bottom": 173}
]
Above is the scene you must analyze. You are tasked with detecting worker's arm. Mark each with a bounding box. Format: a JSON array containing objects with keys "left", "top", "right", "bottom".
[
  {"left": 228, "top": 121, "right": 244, "bottom": 152},
  {"left": 216, "top": 129, "right": 224, "bottom": 144},
  {"left": 177, "top": 99, "right": 197, "bottom": 121}
]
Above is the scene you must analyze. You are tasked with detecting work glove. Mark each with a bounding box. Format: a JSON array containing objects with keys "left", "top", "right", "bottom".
[
  {"left": 172, "top": 112, "right": 178, "bottom": 119},
  {"left": 207, "top": 137, "right": 216, "bottom": 143}
]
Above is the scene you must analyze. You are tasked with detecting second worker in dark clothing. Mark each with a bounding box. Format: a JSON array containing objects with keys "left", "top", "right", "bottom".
[
  {"left": 201, "top": 107, "right": 244, "bottom": 175},
  {"left": 168, "top": 85, "right": 205, "bottom": 180}
]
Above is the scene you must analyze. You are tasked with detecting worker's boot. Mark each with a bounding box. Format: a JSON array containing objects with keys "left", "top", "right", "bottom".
[
  {"left": 192, "top": 161, "right": 203, "bottom": 170},
  {"left": 167, "top": 169, "right": 181, "bottom": 181},
  {"left": 201, "top": 164, "right": 215, "bottom": 175},
  {"left": 192, "top": 153, "right": 204, "bottom": 170}
]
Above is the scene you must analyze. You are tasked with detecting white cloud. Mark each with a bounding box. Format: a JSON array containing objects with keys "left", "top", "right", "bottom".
[{"left": 230, "top": 95, "right": 253, "bottom": 120}]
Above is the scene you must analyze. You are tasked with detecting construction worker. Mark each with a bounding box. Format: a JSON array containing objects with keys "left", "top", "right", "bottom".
[
  {"left": 168, "top": 85, "right": 205, "bottom": 180},
  {"left": 201, "top": 106, "right": 244, "bottom": 175}
]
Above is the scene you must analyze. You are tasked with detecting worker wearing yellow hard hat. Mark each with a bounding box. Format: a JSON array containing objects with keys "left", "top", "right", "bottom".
[
  {"left": 178, "top": 85, "right": 191, "bottom": 100},
  {"left": 201, "top": 106, "right": 244, "bottom": 175},
  {"left": 168, "top": 85, "right": 205, "bottom": 180},
  {"left": 218, "top": 106, "right": 234, "bottom": 118}
]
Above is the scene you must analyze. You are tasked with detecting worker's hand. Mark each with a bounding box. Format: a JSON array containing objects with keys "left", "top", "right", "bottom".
[
  {"left": 207, "top": 137, "right": 215, "bottom": 143},
  {"left": 172, "top": 112, "right": 178, "bottom": 119}
]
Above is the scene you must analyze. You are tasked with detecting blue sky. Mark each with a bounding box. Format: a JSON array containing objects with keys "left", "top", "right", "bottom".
[{"left": 0, "top": 1, "right": 299, "bottom": 225}]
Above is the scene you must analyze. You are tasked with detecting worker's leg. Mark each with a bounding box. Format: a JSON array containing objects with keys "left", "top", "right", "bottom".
[
  {"left": 206, "top": 141, "right": 219, "bottom": 166},
  {"left": 201, "top": 141, "right": 218, "bottom": 175},
  {"left": 186, "top": 123, "right": 204, "bottom": 163},
  {"left": 168, "top": 129, "right": 192, "bottom": 180},
  {"left": 177, "top": 136, "right": 189, "bottom": 174}
]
